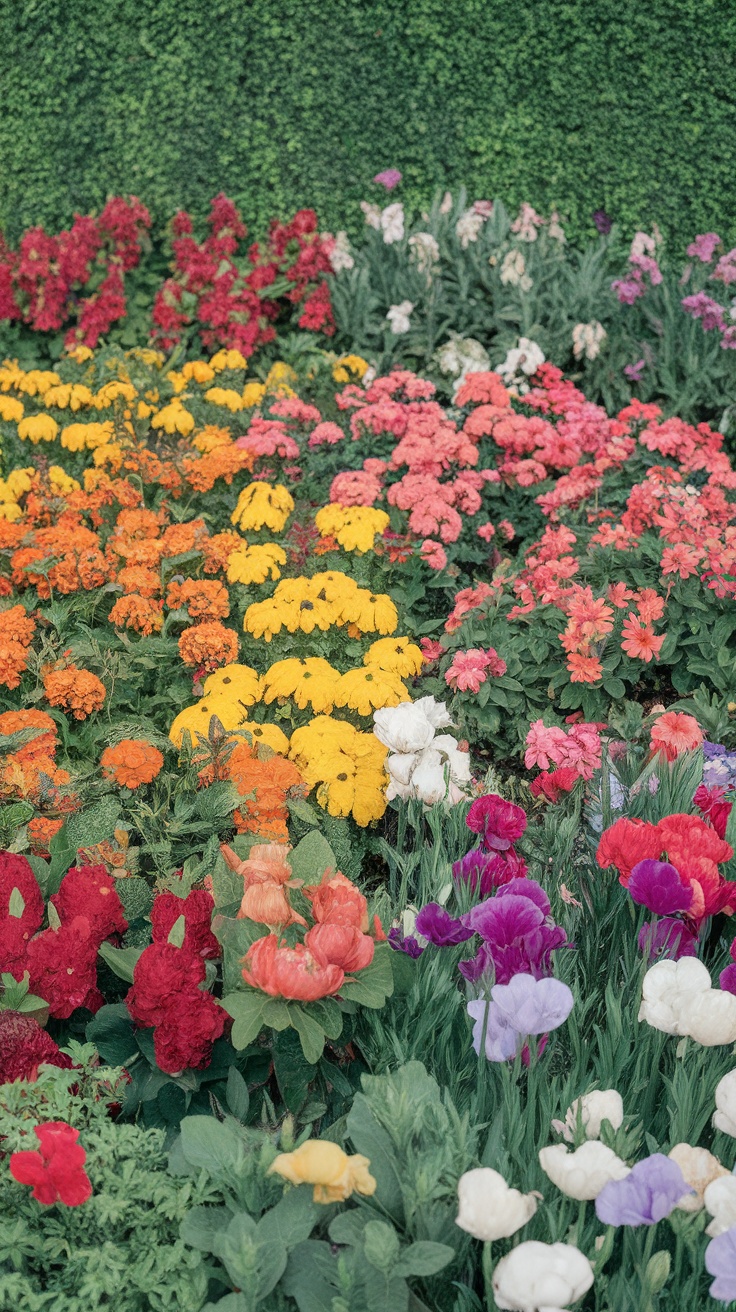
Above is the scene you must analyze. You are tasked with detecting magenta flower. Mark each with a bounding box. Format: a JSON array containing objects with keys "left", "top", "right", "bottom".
[
  {"left": 387, "top": 927, "right": 424, "bottom": 959},
  {"left": 628, "top": 860, "right": 693, "bottom": 916},
  {"left": 706, "top": 1228, "right": 736, "bottom": 1302},
  {"left": 613, "top": 278, "right": 645, "bottom": 305},
  {"left": 595, "top": 1154, "right": 690, "bottom": 1226},
  {"left": 373, "top": 169, "right": 402, "bottom": 190},
  {"left": 624, "top": 358, "right": 646, "bottom": 381},
  {"left": 686, "top": 232, "right": 721, "bottom": 263},
  {"left": 720, "top": 964, "right": 736, "bottom": 995},
  {"left": 463, "top": 888, "right": 567, "bottom": 983},
  {"left": 466, "top": 794, "right": 527, "bottom": 851},
  {"left": 638, "top": 917, "right": 697, "bottom": 962},
  {"left": 414, "top": 902, "right": 473, "bottom": 947},
  {"left": 593, "top": 209, "right": 613, "bottom": 234},
  {"left": 452, "top": 846, "right": 528, "bottom": 896},
  {"left": 681, "top": 291, "right": 726, "bottom": 331},
  {"left": 496, "top": 877, "right": 550, "bottom": 915}
]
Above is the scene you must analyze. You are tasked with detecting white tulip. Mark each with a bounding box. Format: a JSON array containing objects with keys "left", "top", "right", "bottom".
[
  {"left": 556, "top": 1089, "right": 624, "bottom": 1142},
  {"left": 493, "top": 1241, "right": 594, "bottom": 1312},
  {"left": 385, "top": 751, "right": 419, "bottom": 787},
  {"left": 373, "top": 702, "right": 436, "bottom": 753},
  {"left": 705, "top": 1173, "right": 736, "bottom": 1236},
  {"left": 455, "top": 1167, "right": 538, "bottom": 1242},
  {"left": 713, "top": 1070, "right": 736, "bottom": 1137},
  {"left": 638, "top": 957, "right": 712, "bottom": 1035},
  {"left": 668, "top": 1144, "right": 727, "bottom": 1212},
  {"left": 539, "top": 1141, "right": 630, "bottom": 1201},
  {"left": 680, "top": 989, "right": 736, "bottom": 1046}
]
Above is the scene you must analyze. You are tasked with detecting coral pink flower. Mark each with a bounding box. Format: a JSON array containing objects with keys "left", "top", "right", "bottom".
[
  {"left": 649, "top": 712, "right": 703, "bottom": 761},
  {"left": 420, "top": 539, "right": 447, "bottom": 570}
]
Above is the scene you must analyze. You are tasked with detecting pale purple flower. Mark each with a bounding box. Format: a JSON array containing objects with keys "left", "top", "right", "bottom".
[
  {"left": 705, "top": 1227, "right": 736, "bottom": 1301},
  {"left": 722, "top": 326, "right": 736, "bottom": 350},
  {"left": 373, "top": 169, "right": 402, "bottom": 191},
  {"left": 468, "top": 998, "right": 520, "bottom": 1061},
  {"left": 638, "top": 916, "right": 697, "bottom": 962},
  {"left": 414, "top": 902, "right": 473, "bottom": 946},
  {"left": 613, "top": 277, "right": 645, "bottom": 306},
  {"left": 595, "top": 1154, "right": 690, "bottom": 1226},
  {"left": 467, "top": 974, "right": 573, "bottom": 1062},
  {"left": 687, "top": 232, "right": 721, "bottom": 263},
  {"left": 632, "top": 253, "right": 662, "bottom": 286},
  {"left": 628, "top": 860, "right": 693, "bottom": 916},
  {"left": 593, "top": 209, "right": 612, "bottom": 234},
  {"left": 624, "top": 358, "right": 646, "bottom": 381},
  {"left": 681, "top": 291, "right": 726, "bottom": 331}
]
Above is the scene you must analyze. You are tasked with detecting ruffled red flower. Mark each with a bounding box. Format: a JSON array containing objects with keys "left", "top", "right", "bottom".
[
  {"left": 126, "top": 942, "right": 205, "bottom": 1029},
  {"left": 0, "top": 851, "right": 44, "bottom": 932},
  {"left": 529, "top": 767, "right": 580, "bottom": 803},
  {"left": 151, "top": 990, "right": 226, "bottom": 1074},
  {"left": 596, "top": 817, "right": 662, "bottom": 885},
  {"left": 10, "top": 1121, "right": 92, "bottom": 1206},
  {"left": 50, "top": 865, "right": 127, "bottom": 944},
  {"left": 657, "top": 813, "right": 733, "bottom": 867},
  {"left": 466, "top": 794, "right": 527, "bottom": 851},
  {"left": 150, "top": 888, "right": 220, "bottom": 959},
  {"left": 26, "top": 918, "right": 101, "bottom": 1019},
  {"left": 694, "top": 784, "right": 732, "bottom": 840},
  {"left": 0, "top": 916, "right": 33, "bottom": 979},
  {"left": 0, "top": 1011, "right": 74, "bottom": 1082}
]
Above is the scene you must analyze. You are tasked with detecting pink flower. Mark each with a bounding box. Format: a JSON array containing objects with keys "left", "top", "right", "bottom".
[
  {"left": 687, "top": 233, "right": 721, "bottom": 262},
  {"left": 445, "top": 650, "right": 490, "bottom": 693},
  {"left": 525, "top": 719, "right": 569, "bottom": 770},
  {"left": 477, "top": 521, "right": 495, "bottom": 542},
  {"left": 420, "top": 637, "right": 445, "bottom": 663},
  {"left": 308, "top": 421, "right": 344, "bottom": 448},
  {"left": 373, "top": 169, "right": 402, "bottom": 190},
  {"left": 329, "top": 469, "right": 382, "bottom": 506},
  {"left": 420, "top": 539, "right": 447, "bottom": 570}
]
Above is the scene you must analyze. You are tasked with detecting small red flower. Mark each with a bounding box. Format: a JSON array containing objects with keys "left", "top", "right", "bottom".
[
  {"left": 10, "top": 1121, "right": 92, "bottom": 1206},
  {"left": 150, "top": 888, "right": 220, "bottom": 959},
  {"left": 51, "top": 865, "right": 127, "bottom": 943}
]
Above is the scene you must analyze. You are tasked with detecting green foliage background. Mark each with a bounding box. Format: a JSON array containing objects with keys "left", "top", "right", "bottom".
[{"left": 0, "top": 0, "right": 734, "bottom": 246}]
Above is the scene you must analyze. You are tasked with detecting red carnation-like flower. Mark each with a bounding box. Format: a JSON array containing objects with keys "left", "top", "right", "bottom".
[
  {"left": 10, "top": 1121, "right": 92, "bottom": 1206},
  {"left": 125, "top": 942, "right": 206, "bottom": 1029},
  {"left": 151, "top": 990, "right": 226, "bottom": 1075},
  {"left": 0, "top": 916, "right": 34, "bottom": 980},
  {"left": 26, "top": 918, "right": 101, "bottom": 1019},
  {"left": 596, "top": 817, "right": 663, "bottom": 886},
  {"left": 466, "top": 794, "right": 527, "bottom": 851},
  {"left": 150, "top": 889, "right": 220, "bottom": 959},
  {"left": 529, "top": 767, "right": 580, "bottom": 803},
  {"left": 0, "top": 851, "right": 44, "bottom": 932},
  {"left": 51, "top": 865, "right": 128, "bottom": 944},
  {"left": 0, "top": 1011, "right": 74, "bottom": 1083}
]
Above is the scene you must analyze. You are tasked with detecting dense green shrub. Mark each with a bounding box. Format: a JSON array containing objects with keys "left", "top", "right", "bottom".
[{"left": 1, "top": 0, "right": 734, "bottom": 247}]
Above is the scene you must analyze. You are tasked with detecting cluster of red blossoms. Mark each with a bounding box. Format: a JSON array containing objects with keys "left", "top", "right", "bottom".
[
  {"left": 0, "top": 197, "right": 151, "bottom": 347},
  {"left": 152, "top": 194, "right": 335, "bottom": 352},
  {"left": 0, "top": 853, "right": 127, "bottom": 1017},
  {"left": 125, "top": 887, "right": 226, "bottom": 1075},
  {"left": 10, "top": 1121, "right": 92, "bottom": 1207}
]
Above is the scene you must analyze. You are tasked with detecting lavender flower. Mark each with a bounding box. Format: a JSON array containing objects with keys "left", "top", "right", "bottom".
[
  {"left": 595, "top": 1154, "right": 690, "bottom": 1226},
  {"left": 414, "top": 902, "right": 473, "bottom": 946},
  {"left": 496, "top": 877, "right": 551, "bottom": 915},
  {"left": 628, "top": 860, "right": 693, "bottom": 916},
  {"left": 705, "top": 1228, "right": 736, "bottom": 1302},
  {"left": 468, "top": 974, "right": 574, "bottom": 1063},
  {"left": 373, "top": 169, "right": 402, "bottom": 190},
  {"left": 624, "top": 358, "right": 646, "bottom": 381}
]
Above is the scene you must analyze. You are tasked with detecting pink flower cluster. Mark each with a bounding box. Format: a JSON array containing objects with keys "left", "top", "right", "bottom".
[
  {"left": 445, "top": 647, "right": 507, "bottom": 692},
  {"left": 611, "top": 231, "right": 662, "bottom": 304},
  {"left": 525, "top": 718, "right": 603, "bottom": 801}
]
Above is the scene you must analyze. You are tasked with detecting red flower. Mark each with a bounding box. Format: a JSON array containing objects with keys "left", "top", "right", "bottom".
[
  {"left": 126, "top": 942, "right": 205, "bottom": 1029},
  {"left": 657, "top": 813, "right": 733, "bottom": 866},
  {"left": 694, "top": 784, "right": 732, "bottom": 840},
  {"left": 50, "top": 865, "right": 127, "bottom": 944},
  {"left": 305, "top": 922, "right": 375, "bottom": 973},
  {"left": 466, "top": 794, "right": 527, "bottom": 851},
  {"left": 0, "top": 916, "right": 33, "bottom": 980},
  {"left": 529, "top": 767, "right": 580, "bottom": 803},
  {"left": 0, "top": 1011, "right": 74, "bottom": 1083},
  {"left": 150, "top": 889, "right": 220, "bottom": 959},
  {"left": 10, "top": 1121, "right": 92, "bottom": 1206},
  {"left": 596, "top": 817, "right": 662, "bottom": 885},
  {"left": 151, "top": 990, "right": 226, "bottom": 1075},
  {"left": 26, "top": 918, "right": 101, "bottom": 1019},
  {"left": 0, "top": 851, "right": 44, "bottom": 932}
]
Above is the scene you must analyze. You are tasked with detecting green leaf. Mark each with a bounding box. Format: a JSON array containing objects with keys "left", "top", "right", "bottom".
[
  {"left": 287, "top": 797, "right": 320, "bottom": 826},
  {"left": 167, "top": 914, "right": 186, "bottom": 947},
  {"left": 117, "top": 876, "right": 153, "bottom": 921},
  {"left": 179, "top": 1114, "right": 247, "bottom": 1178},
  {"left": 287, "top": 1004, "right": 327, "bottom": 1065},
  {"left": 364, "top": 1220, "right": 400, "bottom": 1272},
  {"left": 86, "top": 1002, "right": 139, "bottom": 1065},
  {"left": 180, "top": 1203, "right": 232, "bottom": 1253},
  {"left": 603, "top": 676, "right": 626, "bottom": 699},
  {"left": 7, "top": 886, "right": 24, "bottom": 918},
  {"left": 66, "top": 795, "right": 122, "bottom": 851},
  {"left": 225, "top": 1065, "right": 250, "bottom": 1121},
  {"left": 222, "top": 990, "right": 269, "bottom": 1049},
  {"left": 338, "top": 944, "right": 394, "bottom": 1009},
  {"left": 394, "top": 1241, "right": 455, "bottom": 1278},
  {"left": 347, "top": 1094, "right": 404, "bottom": 1223},
  {"left": 98, "top": 941, "right": 143, "bottom": 983},
  {"left": 47, "top": 901, "right": 62, "bottom": 930},
  {"left": 0, "top": 971, "right": 47, "bottom": 1018},
  {"left": 289, "top": 831, "right": 338, "bottom": 885}
]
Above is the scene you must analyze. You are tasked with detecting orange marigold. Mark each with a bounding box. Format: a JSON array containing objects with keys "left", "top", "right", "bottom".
[
  {"left": 27, "top": 815, "right": 64, "bottom": 857},
  {"left": 109, "top": 594, "right": 164, "bottom": 635},
  {"left": 1, "top": 752, "right": 71, "bottom": 804},
  {"left": 0, "top": 604, "right": 36, "bottom": 648},
  {"left": 101, "top": 738, "right": 164, "bottom": 788},
  {"left": 166, "top": 578, "right": 230, "bottom": 620},
  {"left": 0, "top": 709, "right": 57, "bottom": 762},
  {"left": 182, "top": 446, "right": 253, "bottom": 493},
  {"left": 178, "top": 621, "right": 239, "bottom": 671},
  {"left": 43, "top": 665, "right": 106, "bottom": 719},
  {"left": 117, "top": 565, "right": 162, "bottom": 597},
  {"left": 0, "top": 640, "right": 31, "bottom": 689},
  {"left": 160, "top": 519, "right": 208, "bottom": 558},
  {"left": 202, "top": 531, "right": 243, "bottom": 574},
  {"left": 227, "top": 742, "right": 305, "bottom": 841}
]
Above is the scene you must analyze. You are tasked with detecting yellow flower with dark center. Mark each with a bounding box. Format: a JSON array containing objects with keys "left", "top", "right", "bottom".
[
  {"left": 169, "top": 695, "right": 249, "bottom": 747},
  {"left": 242, "top": 722, "right": 290, "bottom": 755},
  {"left": 336, "top": 587, "right": 398, "bottom": 635},
  {"left": 231, "top": 482, "right": 294, "bottom": 534},
  {"left": 227, "top": 543, "right": 287, "bottom": 585},
  {"left": 334, "top": 665, "right": 409, "bottom": 717},
  {"left": 268, "top": 1141, "right": 376, "bottom": 1204},
  {"left": 314, "top": 504, "right": 390, "bottom": 553},
  {"left": 262, "top": 657, "right": 339, "bottom": 713},
  {"left": 364, "top": 636, "right": 424, "bottom": 678},
  {"left": 202, "top": 663, "right": 263, "bottom": 705},
  {"left": 17, "top": 415, "right": 59, "bottom": 444},
  {"left": 205, "top": 386, "right": 242, "bottom": 412}
]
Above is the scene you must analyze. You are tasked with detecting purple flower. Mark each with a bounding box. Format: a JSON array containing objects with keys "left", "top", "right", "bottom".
[
  {"left": 414, "top": 902, "right": 473, "bottom": 947},
  {"left": 467, "top": 894, "right": 544, "bottom": 944},
  {"left": 373, "top": 169, "right": 402, "bottom": 190},
  {"left": 467, "top": 998, "right": 519, "bottom": 1062},
  {"left": 686, "top": 232, "right": 721, "bottom": 263},
  {"left": 638, "top": 917, "right": 697, "bottom": 962},
  {"left": 706, "top": 1228, "right": 736, "bottom": 1302},
  {"left": 720, "top": 964, "right": 736, "bottom": 995},
  {"left": 467, "top": 974, "right": 574, "bottom": 1063},
  {"left": 387, "top": 927, "right": 424, "bottom": 958},
  {"left": 466, "top": 794, "right": 527, "bottom": 851},
  {"left": 593, "top": 209, "right": 613, "bottom": 234},
  {"left": 453, "top": 846, "right": 528, "bottom": 896},
  {"left": 464, "top": 892, "right": 567, "bottom": 983},
  {"left": 628, "top": 860, "right": 693, "bottom": 916},
  {"left": 721, "top": 326, "right": 736, "bottom": 350},
  {"left": 681, "top": 291, "right": 726, "bottom": 332},
  {"left": 613, "top": 278, "right": 645, "bottom": 306},
  {"left": 595, "top": 1154, "right": 690, "bottom": 1226},
  {"left": 624, "top": 358, "right": 646, "bottom": 381},
  {"left": 459, "top": 941, "right": 494, "bottom": 984},
  {"left": 495, "top": 877, "right": 550, "bottom": 915}
]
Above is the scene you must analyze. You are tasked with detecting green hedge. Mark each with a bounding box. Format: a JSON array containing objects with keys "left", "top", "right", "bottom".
[{"left": 1, "top": 0, "right": 734, "bottom": 248}]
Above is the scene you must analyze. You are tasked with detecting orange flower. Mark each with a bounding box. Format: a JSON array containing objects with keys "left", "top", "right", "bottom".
[
  {"left": 202, "top": 531, "right": 243, "bottom": 574},
  {"left": 100, "top": 738, "right": 164, "bottom": 788},
  {"left": 0, "top": 605, "right": 35, "bottom": 648},
  {"left": 649, "top": 711, "right": 704, "bottom": 762},
  {"left": 304, "top": 871, "right": 368, "bottom": 932},
  {"left": 222, "top": 842, "right": 293, "bottom": 886},
  {"left": 109, "top": 593, "right": 165, "bottom": 635},
  {"left": 0, "top": 709, "right": 57, "bottom": 762},
  {"left": 1, "top": 752, "right": 71, "bottom": 805},
  {"left": 160, "top": 518, "right": 208, "bottom": 558},
  {"left": 43, "top": 665, "right": 106, "bottom": 720},
  {"left": 305, "top": 922, "right": 374, "bottom": 972},
  {"left": 621, "top": 614, "right": 665, "bottom": 662},
  {"left": 117, "top": 565, "right": 162, "bottom": 597},
  {"left": 178, "top": 621, "right": 239, "bottom": 671},
  {"left": 238, "top": 881, "right": 306, "bottom": 929},
  {"left": 226, "top": 745, "right": 304, "bottom": 841},
  {"left": 27, "top": 815, "right": 64, "bottom": 857},
  {"left": 566, "top": 652, "right": 603, "bottom": 683},
  {"left": 241, "top": 933, "right": 345, "bottom": 1000},
  {"left": 634, "top": 588, "right": 666, "bottom": 624},
  {"left": 166, "top": 578, "right": 230, "bottom": 621}
]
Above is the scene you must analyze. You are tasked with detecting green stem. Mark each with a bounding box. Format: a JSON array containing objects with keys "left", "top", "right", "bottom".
[{"left": 482, "top": 1240, "right": 494, "bottom": 1310}]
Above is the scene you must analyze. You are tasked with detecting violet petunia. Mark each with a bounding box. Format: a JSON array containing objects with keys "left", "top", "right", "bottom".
[
  {"left": 466, "top": 794, "right": 527, "bottom": 852},
  {"left": 387, "top": 927, "right": 424, "bottom": 959},
  {"left": 495, "top": 877, "right": 551, "bottom": 915},
  {"left": 414, "top": 902, "right": 473, "bottom": 947},
  {"left": 465, "top": 892, "right": 567, "bottom": 984},
  {"left": 628, "top": 860, "right": 693, "bottom": 916},
  {"left": 638, "top": 917, "right": 697, "bottom": 963},
  {"left": 595, "top": 1154, "right": 691, "bottom": 1226},
  {"left": 705, "top": 1228, "right": 736, "bottom": 1302},
  {"left": 491, "top": 973, "right": 574, "bottom": 1036},
  {"left": 459, "top": 941, "right": 494, "bottom": 985}
]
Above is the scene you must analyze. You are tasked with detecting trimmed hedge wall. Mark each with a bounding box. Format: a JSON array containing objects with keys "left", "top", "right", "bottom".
[{"left": 1, "top": 0, "right": 734, "bottom": 247}]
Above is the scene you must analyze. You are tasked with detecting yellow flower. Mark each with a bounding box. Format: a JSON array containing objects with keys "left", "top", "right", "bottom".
[
  {"left": 231, "top": 482, "right": 294, "bottom": 534},
  {"left": 202, "top": 663, "right": 263, "bottom": 705},
  {"left": 205, "top": 386, "right": 243, "bottom": 412},
  {"left": 151, "top": 402, "right": 195, "bottom": 435},
  {"left": 44, "top": 383, "right": 94, "bottom": 410},
  {"left": 210, "top": 349, "right": 248, "bottom": 372},
  {"left": 169, "top": 695, "right": 249, "bottom": 747},
  {"left": 65, "top": 345, "right": 94, "bottom": 364},
  {"left": 289, "top": 715, "right": 351, "bottom": 772},
  {"left": 268, "top": 1141, "right": 376, "bottom": 1204},
  {"left": 0, "top": 502, "right": 22, "bottom": 522},
  {"left": 332, "top": 354, "right": 369, "bottom": 383},
  {"left": 49, "top": 466, "right": 81, "bottom": 495},
  {"left": 262, "top": 657, "right": 339, "bottom": 714},
  {"left": 0, "top": 396, "right": 23, "bottom": 423},
  {"left": 193, "top": 426, "right": 232, "bottom": 454},
  {"left": 92, "top": 443, "right": 123, "bottom": 470},
  {"left": 242, "top": 722, "right": 290, "bottom": 755},
  {"left": 17, "top": 370, "right": 61, "bottom": 397},
  {"left": 265, "top": 361, "right": 298, "bottom": 389},
  {"left": 61, "top": 421, "right": 114, "bottom": 452},
  {"left": 93, "top": 380, "right": 137, "bottom": 408},
  {"left": 315, "top": 504, "right": 390, "bottom": 553},
  {"left": 182, "top": 360, "right": 215, "bottom": 385},
  {"left": 137, "top": 401, "right": 154, "bottom": 420},
  {"left": 6, "top": 468, "right": 33, "bottom": 497},
  {"left": 242, "top": 381, "right": 266, "bottom": 408},
  {"left": 337, "top": 588, "right": 398, "bottom": 635},
  {"left": 227, "top": 543, "right": 287, "bottom": 585},
  {"left": 334, "top": 666, "right": 409, "bottom": 717},
  {"left": 131, "top": 348, "right": 165, "bottom": 368},
  {"left": 0, "top": 361, "right": 25, "bottom": 391},
  {"left": 166, "top": 370, "right": 188, "bottom": 394},
  {"left": 364, "top": 636, "right": 424, "bottom": 678},
  {"left": 17, "top": 415, "right": 59, "bottom": 444}
]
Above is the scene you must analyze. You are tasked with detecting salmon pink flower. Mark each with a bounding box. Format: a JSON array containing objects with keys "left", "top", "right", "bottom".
[
  {"left": 621, "top": 615, "right": 664, "bottom": 662},
  {"left": 241, "top": 933, "right": 345, "bottom": 1000},
  {"left": 304, "top": 871, "right": 368, "bottom": 930},
  {"left": 304, "top": 921, "right": 374, "bottom": 972},
  {"left": 420, "top": 539, "right": 447, "bottom": 570},
  {"left": 650, "top": 711, "right": 703, "bottom": 761},
  {"left": 10, "top": 1122, "right": 92, "bottom": 1207}
]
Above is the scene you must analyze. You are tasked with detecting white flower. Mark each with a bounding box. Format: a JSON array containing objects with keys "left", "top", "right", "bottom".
[
  {"left": 376, "top": 699, "right": 468, "bottom": 807},
  {"left": 381, "top": 202, "right": 405, "bottom": 244},
  {"left": 455, "top": 208, "right": 485, "bottom": 248},
  {"left": 360, "top": 201, "right": 382, "bottom": 230},
  {"left": 713, "top": 1070, "right": 736, "bottom": 1137},
  {"left": 435, "top": 333, "right": 491, "bottom": 397},
  {"left": 414, "top": 695, "right": 453, "bottom": 731},
  {"left": 510, "top": 203, "right": 544, "bottom": 242},
  {"left": 408, "top": 232, "right": 440, "bottom": 275},
  {"left": 539, "top": 1142, "right": 630, "bottom": 1201},
  {"left": 572, "top": 320, "right": 607, "bottom": 361},
  {"left": 548, "top": 212, "right": 566, "bottom": 242},
  {"left": 373, "top": 700, "right": 443, "bottom": 753},
  {"left": 327, "top": 230, "right": 354, "bottom": 272},
  {"left": 500, "top": 249, "right": 532, "bottom": 291},
  {"left": 495, "top": 338, "right": 545, "bottom": 391},
  {"left": 386, "top": 300, "right": 414, "bottom": 334},
  {"left": 637, "top": 957, "right": 712, "bottom": 1035},
  {"left": 679, "top": 989, "right": 736, "bottom": 1046},
  {"left": 493, "top": 1241, "right": 594, "bottom": 1312},
  {"left": 439, "top": 190, "right": 453, "bottom": 214},
  {"left": 456, "top": 1167, "right": 538, "bottom": 1241},
  {"left": 668, "top": 1144, "right": 727, "bottom": 1213},
  {"left": 630, "top": 229, "right": 657, "bottom": 258},
  {"left": 554, "top": 1089, "right": 624, "bottom": 1142},
  {"left": 705, "top": 1172, "right": 736, "bottom": 1236}
]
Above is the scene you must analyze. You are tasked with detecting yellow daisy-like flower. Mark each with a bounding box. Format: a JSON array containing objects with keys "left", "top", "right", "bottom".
[
  {"left": 151, "top": 402, "right": 195, "bottom": 435},
  {"left": 61, "top": 421, "right": 114, "bottom": 452},
  {"left": 169, "top": 695, "right": 249, "bottom": 747},
  {"left": 265, "top": 361, "right": 298, "bottom": 389},
  {"left": 44, "top": 383, "right": 94, "bottom": 410},
  {"left": 231, "top": 482, "right": 294, "bottom": 534},
  {"left": 210, "top": 349, "right": 247, "bottom": 372},
  {"left": 202, "top": 663, "right": 263, "bottom": 705},
  {"left": 0, "top": 361, "right": 25, "bottom": 392},
  {"left": 364, "top": 636, "right": 424, "bottom": 678},
  {"left": 65, "top": 344, "right": 94, "bottom": 364},
  {"left": 241, "top": 721, "right": 290, "bottom": 755},
  {"left": 334, "top": 665, "right": 409, "bottom": 717},
  {"left": 17, "top": 414, "right": 59, "bottom": 444},
  {"left": 48, "top": 466, "right": 81, "bottom": 495},
  {"left": 0, "top": 395, "right": 23, "bottom": 423},
  {"left": 269, "top": 1141, "right": 376, "bottom": 1204},
  {"left": 92, "top": 443, "right": 123, "bottom": 470},
  {"left": 17, "top": 370, "right": 61, "bottom": 397},
  {"left": 0, "top": 502, "right": 21, "bottom": 521},
  {"left": 227, "top": 543, "right": 287, "bottom": 585},
  {"left": 205, "top": 387, "right": 242, "bottom": 412},
  {"left": 182, "top": 360, "right": 215, "bottom": 385},
  {"left": 314, "top": 504, "right": 390, "bottom": 554},
  {"left": 332, "top": 354, "right": 370, "bottom": 384},
  {"left": 242, "top": 381, "right": 266, "bottom": 408},
  {"left": 315, "top": 754, "right": 388, "bottom": 826},
  {"left": 289, "top": 715, "right": 350, "bottom": 775},
  {"left": 93, "top": 381, "right": 137, "bottom": 408},
  {"left": 336, "top": 587, "right": 398, "bottom": 635},
  {"left": 262, "top": 657, "right": 339, "bottom": 714}
]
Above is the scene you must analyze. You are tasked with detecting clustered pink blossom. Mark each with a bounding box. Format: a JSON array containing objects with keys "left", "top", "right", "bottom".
[
  {"left": 525, "top": 719, "right": 602, "bottom": 780},
  {"left": 445, "top": 647, "right": 507, "bottom": 692}
]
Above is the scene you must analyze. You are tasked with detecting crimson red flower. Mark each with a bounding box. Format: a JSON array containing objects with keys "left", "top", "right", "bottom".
[
  {"left": 26, "top": 918, "right": 101, "bottom": 1019},
  {"left": 694, "top": 784, "right": 732, "bottom": 840},
  {"left": 0, "top": 1011, "right": 74, "bottom": 1083},
  {"left": 466, "top": 794, "right": 527, "bottom": 851},
  {"left": 126, "top": 942, "right": 205, "bottom": 1029},
  {"left": 50, "top": 865, "right": 127, "bottom": 944},
  {"left": 596, "top": 817, "right": 662, "bottom": 885},
  {"left": 10, "top": 1121, "right": 92, "bottom": 1206},
  {"left": 150, "top": 888, "right": 220, "bottom": 959},
  {"left": 150, "top": 990, "right": 226, "bottom": 1075},
  {"left": 529, "top": 767, "right": 580, "bottom": 803},
  {"left": 0, "top": 851, "right": 44, "bottom": 932},
  {"left": 0, "top": 916, "right": 32, "bottom": 980}
]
